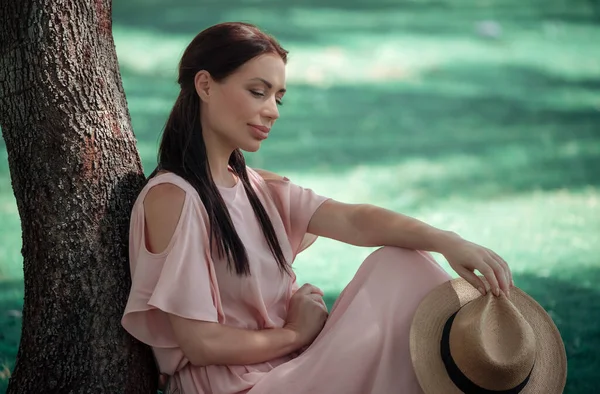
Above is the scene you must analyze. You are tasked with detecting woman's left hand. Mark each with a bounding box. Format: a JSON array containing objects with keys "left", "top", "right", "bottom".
[{"left": 439, "top": 236, "right": 513, "bottom": 297}]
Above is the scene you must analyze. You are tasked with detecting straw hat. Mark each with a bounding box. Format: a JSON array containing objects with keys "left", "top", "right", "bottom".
[{"left": 409, "top": 277, "right": 567, "bottom": 393}]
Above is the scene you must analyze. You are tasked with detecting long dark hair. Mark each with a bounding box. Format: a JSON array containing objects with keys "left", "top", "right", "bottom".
[{"left": 151, "top": 22, "right": 290, "bottom": 276}]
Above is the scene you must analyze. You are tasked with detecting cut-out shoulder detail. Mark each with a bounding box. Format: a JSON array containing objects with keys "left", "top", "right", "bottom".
[
  {"left": 143, "top": 183, "right": 187, "bottom": 255},
  {"left": 146, "top": 182, "right": 186, "bottom": 201},
  {"left": 253, "top": 168, "right": 290, "bottom": 183}
]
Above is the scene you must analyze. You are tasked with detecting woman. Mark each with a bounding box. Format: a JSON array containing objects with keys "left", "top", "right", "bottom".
[{"left": 122, "top": 22, "right": 513, "bottom": 394}]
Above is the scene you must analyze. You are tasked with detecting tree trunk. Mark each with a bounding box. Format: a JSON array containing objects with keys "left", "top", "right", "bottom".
[{"left": 0, "top": 0, "right": 157, "bottom": 392}]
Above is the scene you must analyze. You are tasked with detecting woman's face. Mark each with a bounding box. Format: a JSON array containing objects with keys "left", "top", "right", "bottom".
[{"left": 199, "top": 53, "right": 286, "bottom": 153}]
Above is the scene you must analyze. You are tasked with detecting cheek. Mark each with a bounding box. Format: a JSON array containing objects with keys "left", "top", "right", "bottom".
[
  {"left": 229, "top": 92, "right": 256, "bottom": 120},
  {"left": 210, "top": 93, "right": 241, "bottom": 127},
  {"left": 209, "top": 89, "right": 257, "bottom": 136}
]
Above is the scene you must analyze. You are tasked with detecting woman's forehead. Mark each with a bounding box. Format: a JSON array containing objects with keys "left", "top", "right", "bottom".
[{"left": 236, "top": 54, "right": 286, "bottom": 87}]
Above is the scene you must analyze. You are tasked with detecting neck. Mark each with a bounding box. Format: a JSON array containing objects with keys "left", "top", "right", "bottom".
[{"left": 202, "top": 125, "right": 237, "bottom": 187}]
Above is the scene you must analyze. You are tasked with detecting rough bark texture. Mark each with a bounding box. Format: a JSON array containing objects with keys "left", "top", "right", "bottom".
[{"left": 0, "top": 0, "right": 158, "bottom": 392}]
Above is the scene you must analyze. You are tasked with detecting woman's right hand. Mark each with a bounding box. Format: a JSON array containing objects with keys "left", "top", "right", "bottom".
[{"left": 284, "top": 283, "right": 329, "bottom": 350}]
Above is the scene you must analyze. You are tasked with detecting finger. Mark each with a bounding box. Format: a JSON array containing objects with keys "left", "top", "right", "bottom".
[
  {"left": 485, "top": 256, "right": 509, "bottom": 295},
  {"left": 487, "top": 249, "right": 509, "bottom": 287},
  {"left": 308, "top": 293, "right": 326, "bottom": 306},
  {"left": 308, "top": 284, "right": 324, "bottom": 296},
  {"left": 312, "top": 286, "right": 325, "bottom": 296},
  {"left": 308, "top": 293, "right": 322, "bottom": 302},
  {"left": 296, "top": 283, "right": 313, "bottom": 295},
  {"left": 311, "top": 299, "right": 328, "bottom": 314},
  {"left": 297, "top": 283, "right": 324, "bottom": 296},
  {"left": 308, "top": 294, "right": 329, "bottom": 313},
  {"left": 317, "top": 299, "right": 329, "bottom": 313},
  {"left": 477, "top": 263, "right": 501, "bottom": 297},
  {"left": 490, "top": 250, "right": 513, "bottom": 288},
  {"left": 455, "top": 266, "right": 487, "bottom": 296},
  {"left": 498, "top": 257, "right": 512, "bottom": 295}
]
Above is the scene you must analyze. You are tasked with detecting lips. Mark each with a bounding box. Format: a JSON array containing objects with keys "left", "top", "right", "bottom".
[
  {"left": 248, "top": 124, "right": 270, "bottom": 140},
  {"left": 249, "top": 124, "right": 270, "bottom": 133}
]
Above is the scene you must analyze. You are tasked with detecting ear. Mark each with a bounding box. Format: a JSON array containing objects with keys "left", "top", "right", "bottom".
[{"left": 194, "top": 70, "right": 212, "bottom": 102}]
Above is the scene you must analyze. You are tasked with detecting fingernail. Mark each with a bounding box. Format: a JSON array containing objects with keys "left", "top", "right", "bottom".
[
  {"left": 478, "top": 287, "right": 485, "bottom": 296},
  {"left": 494, "top": 288, "right": 500, "bottom": 296}
]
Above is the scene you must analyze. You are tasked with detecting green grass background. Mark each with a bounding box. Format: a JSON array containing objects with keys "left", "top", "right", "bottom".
[{"left": 1, "top": 0, "right": 599, "bottom": 392}]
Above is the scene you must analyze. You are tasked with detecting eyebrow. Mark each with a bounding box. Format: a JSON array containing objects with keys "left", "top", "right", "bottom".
[{"left": 250, "top": 77, "right": 286, "bottom": 93}]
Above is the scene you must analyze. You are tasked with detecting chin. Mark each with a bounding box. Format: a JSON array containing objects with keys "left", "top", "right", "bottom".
[{"left": 239, "top": 141, "right": 263, "bottom": 153}]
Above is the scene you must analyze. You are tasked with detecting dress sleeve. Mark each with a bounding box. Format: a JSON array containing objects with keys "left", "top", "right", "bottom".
[
  {"left": 262, "top": 174, "right": 330, "bottom": 257},
  {"left": 121, "top": 189, "right": 222, "bottom": 349}
]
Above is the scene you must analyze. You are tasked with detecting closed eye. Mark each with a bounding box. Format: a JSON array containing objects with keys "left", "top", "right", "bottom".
[{"left": 250, "top": 90, "right": 283, "bottom": 106}]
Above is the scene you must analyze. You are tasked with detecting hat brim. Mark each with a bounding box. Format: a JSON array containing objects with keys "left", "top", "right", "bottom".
[{"left": 409, "top": 277, "right": 567, "bottom": 394}]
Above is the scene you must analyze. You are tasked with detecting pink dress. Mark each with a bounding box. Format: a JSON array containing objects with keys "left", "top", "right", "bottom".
[{"left": 122, "top": 167, "right": 451, "bottom": 393}]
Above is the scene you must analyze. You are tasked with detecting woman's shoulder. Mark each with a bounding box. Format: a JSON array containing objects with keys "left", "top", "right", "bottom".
[
  {"left": 142, "top": 172, "right": 195, "bottom": 220},
  {"left": 146, "top": 170, "right": 197, "bottom": 193},
  {"left": 249, "top": 167, "right": 290, "bottom": 184},
  {"left": 144, "top": 182, "right": 186, "bottom": 212},
  {"left": 134, "top": 171, "right": 199, "bottom": 214}
]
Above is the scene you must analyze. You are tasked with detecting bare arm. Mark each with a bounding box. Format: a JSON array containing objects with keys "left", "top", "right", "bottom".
[
  {"left": 144, "top": 183, "right": 302, "bottom": 367},
  {"left": 307, "top": 199, "right": 512, "bottom": 296},
  {"left": 167, "top": 316, "right": 299, "bottom": 367},
  {"left": 306, "top": 200, "right": 458, "bottom": 252}
]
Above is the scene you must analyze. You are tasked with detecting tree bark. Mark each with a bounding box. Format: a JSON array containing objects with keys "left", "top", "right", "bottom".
[{"left": 0, "top": 0, "right": 157, "bottom": 392}]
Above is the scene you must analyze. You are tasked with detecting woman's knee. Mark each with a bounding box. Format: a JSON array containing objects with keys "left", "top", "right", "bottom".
[{"left": 362, "top": 246, "right": 451, "bottom": 284}]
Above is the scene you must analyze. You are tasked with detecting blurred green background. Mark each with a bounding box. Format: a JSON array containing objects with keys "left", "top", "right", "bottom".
[{"left": 1, "top": 0, "right": 599, "bottom": 392}]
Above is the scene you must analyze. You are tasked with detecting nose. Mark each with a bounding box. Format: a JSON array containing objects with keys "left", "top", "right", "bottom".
[{"left": 261, "top": 96, "right": 279, "bottom": 121}]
